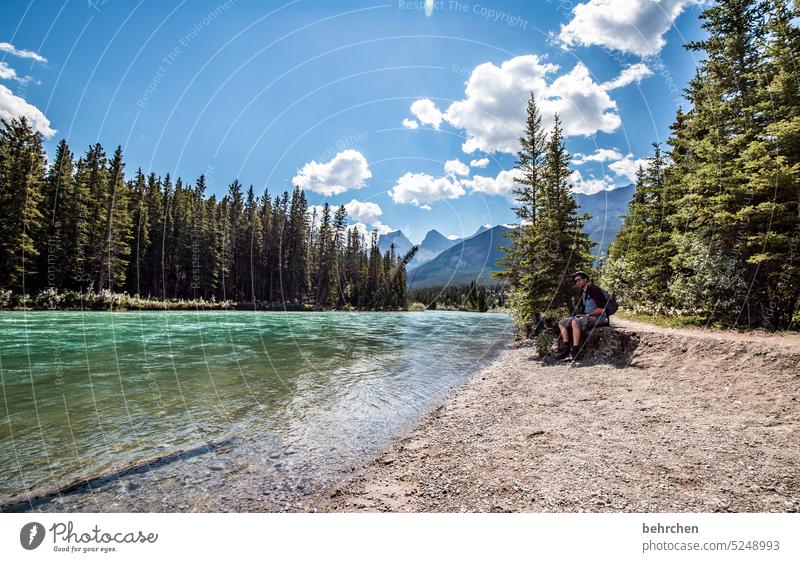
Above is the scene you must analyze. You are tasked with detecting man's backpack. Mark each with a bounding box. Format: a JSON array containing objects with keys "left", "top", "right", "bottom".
[
  {"left": 599, "top": 287, "right": 619, "bottom": 315},
  {"left": 583, "top": 284, "right": 619, "bottom": 316}
]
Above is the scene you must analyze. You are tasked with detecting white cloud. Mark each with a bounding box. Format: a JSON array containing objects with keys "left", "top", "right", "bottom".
[
  {"left": 346, "top": 222, "right": 369, "bottom": 237},
  {"left": 0, "top": 62, "right": 35, "bottom": 85},
  {"left": 443, "top": 55, "right": 557, "bottom": 153},
  {"left": 293, "top": 149, "right": 372, "bottom": 196},
  {"left": 444, "top": 158, "right": 469, "bottom": 177},
  {"left": 602, "top": 63, "right": 653, "bottom": 90},
  {"left": 401, "top": 118, "right": 419, "bottom": 129},
  {"left": 389, "top": 171, "right": 465, "bottom": 208},
  {"left": 545, "top": 62, "right": 622, "bottom": 137},
  {"left": 608, "top": 154, "right": 648, "bottom": 182},
  {"left": 559, "top": 0, "right": 698, "bottom": 57},
  {"left": 0, "top": 42, "right": 47, "bottom": 63},
  {"left": 568, "top": 170, "right": 617, "bottom": 195},
  {"left": 347, "top": 220, "right": 392, "bottom": 237},
  {"left": 410, "top": 98, "right": 444, "bottom": 129},
  {"left": 344, "top": 199, "right": 382, "bottom": 223},
  {"left": 371, "top": 220, "right": 393, "bottom": 236},
  {"left": 469, "top": 157, "right": 490, "bottom": 168},
  {"left": 0, "top": 84, "right": 56, "bottom": 137},
  {"left": 0, "top": 62, "right": 16, "bottom": 80},
  {"left": 573, "top": 148, "right": 624, "bottom": 165},
  {"left": 462, "top": 169, "right": 520, "bottom": 199},
  {"left": 413, "top": 55, "right": 643, "bottom": 155}
]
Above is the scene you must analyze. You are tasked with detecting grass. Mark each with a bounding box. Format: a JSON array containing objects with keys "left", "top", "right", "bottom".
[{"left": 616, "top": 311, "right": 800, "bottom": 334}]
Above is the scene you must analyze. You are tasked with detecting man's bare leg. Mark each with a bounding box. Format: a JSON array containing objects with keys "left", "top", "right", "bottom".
[
  {"left": 558, "top": 322, "right": 570, "bottom": 344},
  {"left": 572, "top": 320, "right": 582, "bottom": 347}
]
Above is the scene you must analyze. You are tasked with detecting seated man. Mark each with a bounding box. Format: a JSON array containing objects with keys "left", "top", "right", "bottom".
[{"left": 553, "top": 271, "right": 609, "bottom": 361}]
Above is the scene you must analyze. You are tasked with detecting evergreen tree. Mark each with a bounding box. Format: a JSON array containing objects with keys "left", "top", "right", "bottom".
[
  {"left": 496, "top": 93, "right": 548, "bottom": 289},
  {"left": 97, "top": 146, "right": 132, "bottom": 291},
  {"left": 38, "top": 139, "right": 74, "bottom": 291},
  {"left": 0, "top": 117, "right": 46, "bottom": 292}
]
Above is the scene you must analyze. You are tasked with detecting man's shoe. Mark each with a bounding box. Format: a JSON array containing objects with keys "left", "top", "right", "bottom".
[
  {"left": 569, "top": 345, "right": 582, "bottom": 361},
  {"left": 552, "top": 342, "right": 571, "bottom": 360}
]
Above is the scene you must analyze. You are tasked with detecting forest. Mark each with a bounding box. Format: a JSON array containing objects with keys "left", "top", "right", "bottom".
[
  {"left": 0, "top": 119, "right": 416, "bottom": 310},
  {"left": 602, "top": 0, "right": 799, "bottom": 330}
]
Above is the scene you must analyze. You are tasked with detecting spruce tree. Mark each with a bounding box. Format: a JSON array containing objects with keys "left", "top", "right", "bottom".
[{"left": 0, "top": 117, "right": 46, "bottom": 293}]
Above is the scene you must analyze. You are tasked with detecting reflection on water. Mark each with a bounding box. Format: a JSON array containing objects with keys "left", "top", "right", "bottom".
[{"left": 0, "top": 310, "right": 512, "bottom": 511}]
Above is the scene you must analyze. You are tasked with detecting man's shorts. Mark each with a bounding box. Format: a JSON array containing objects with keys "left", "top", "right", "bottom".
[{"left": 559, "top": 314, "right": 608, "bottom": 331}]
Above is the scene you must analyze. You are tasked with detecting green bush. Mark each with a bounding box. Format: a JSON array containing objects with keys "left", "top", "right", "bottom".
[
  {"left": 534, "top": 330, "right": 554, "bottom": 357},
  {"left": 0, "top": 289, "right": 11, "bottom": 309}
]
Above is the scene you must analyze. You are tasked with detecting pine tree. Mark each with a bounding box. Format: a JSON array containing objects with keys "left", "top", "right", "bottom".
[
  {"left": 535, "top": 114, "right": 595, "bottom": 314},
  {"left": 605, "top": 145, "right": 675, "bottom": 311},
  {"left": 97, "top": 146, "right": 132, "bottom": 291},
  {"left": 126, "top": 169, "right": 149, "bottom": 295},
  {"left": 314, "top": 203, "right": 333, "bottom": 309},
  {"left": 0, "top": 117, "right": 46, "bottom": 293},
  {"left": 496, "top": 93, "right": 548, "bottom": 289},
  {"left": 38, "top": 138, "right": 74, "bottom": 291},
  {"left": 241, "top": 185, "right": 263, "bottom": 303}
]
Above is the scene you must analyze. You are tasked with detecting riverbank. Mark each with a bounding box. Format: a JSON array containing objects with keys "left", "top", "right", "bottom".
[{"left": 320, "top": 318, "right": 800, "bottom": 512}]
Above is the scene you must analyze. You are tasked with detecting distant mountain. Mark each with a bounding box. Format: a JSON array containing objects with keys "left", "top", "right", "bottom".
[
  {"left": 377, "top": 230, "right": 413, "bottom": 256},
  {"left": 407, "top": 225, "right": 511, "bottom": 288},
  {"left": 409, "top": 229, "right": 459, "bottom": 267},
  {"left": 574, "top": 184, "right": 635, "bottom": 257},
  {"left": 472, "top": 225, "right": 489, "bottom": 237}
]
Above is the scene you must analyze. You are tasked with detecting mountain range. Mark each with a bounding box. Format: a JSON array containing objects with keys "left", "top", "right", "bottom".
[
  {"left": 378, "top": 225, "right": 490, "bottom": 268},
  {"left": 378, "top": 184, "right": 635, "bottom": 288}
]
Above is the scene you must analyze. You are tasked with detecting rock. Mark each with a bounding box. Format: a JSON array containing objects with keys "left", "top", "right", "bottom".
[{"left": 543, "top": 325, "right": 640, "bottom": 366}]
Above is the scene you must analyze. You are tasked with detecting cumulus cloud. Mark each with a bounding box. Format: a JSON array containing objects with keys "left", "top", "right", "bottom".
[
  {"left": 469, "top": 157, "right": 490, "bottom": 168},
  {"left": 344, "top": 199, "right": 382, "bottom": 223},
  {"left": 573, "top": 148, "right": 624, "bottom": 165},
  {"left": 572, "top": 148, "right": 647, "bottom": 184},
  {"left": 0, "top": 84, "right": 56, "bottom": 137},
  {"left": 444, "top": 159, "right": 469, "bottom": 177},
  {"left": 293, "top": 149, "right": 372, "bottom": 196},
  {"left": 410, "top": 98, "right": 444, "bottom": 129},
  {"left": 602, "top": 63, "right": 653, "bottom": 90},
  {"left": 346, "top": 222, "right": 369, "bottom": 237},
  {"left": 371, "top": 220, "right": 393, "bottom": 236},
  {"left": 568, "top": 170, "right": 617, "bottom": 195},
  {"left": 0, "top": 42, "right": 47, "bottom": 63},
  {"left": 443, "top": 55, "right": 557, "bottom": 153},
  {"left": 389, "top": 171, "right": 465, "bottom": 209},
  {"left": 559, "top": 0, "right": 698, "bottom": 57},
  {"left": 608, "top": 154, "right": 649, "bottom": 182},
  {"left": 405, "top": 55, "right": 649, "bottom": 155},
  {"left": 401, "top": 118, "right": 419, "bottom": 129},
  {"left": 462, "top": 169, "right": 520, "bottom": 200}
]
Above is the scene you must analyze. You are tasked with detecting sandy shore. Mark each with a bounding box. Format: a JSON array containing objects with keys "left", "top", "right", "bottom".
[{"left": 320, "top": 319, "right": 800, "bottom": 512}]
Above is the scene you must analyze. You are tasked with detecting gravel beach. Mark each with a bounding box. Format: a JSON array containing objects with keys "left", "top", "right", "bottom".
[{"left": 320, "top": 319, "right": 800, "bottom": 512}]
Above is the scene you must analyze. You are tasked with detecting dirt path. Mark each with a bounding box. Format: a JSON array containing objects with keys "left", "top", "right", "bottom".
[
  {"left": 614, "top": 317, "right": 800, "bottom": 346},
  {"left": 319, "top": 319, "right": 800, "bottom": 512}
]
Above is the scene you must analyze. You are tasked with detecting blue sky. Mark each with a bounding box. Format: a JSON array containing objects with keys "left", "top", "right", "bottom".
[{"left": 1, "top": 0, "right": 706, "bottom": 243}]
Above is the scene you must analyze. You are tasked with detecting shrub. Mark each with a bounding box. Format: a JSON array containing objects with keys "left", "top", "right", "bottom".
[{"left": 534, "top": 330, "right": 554, "bottom": 357}]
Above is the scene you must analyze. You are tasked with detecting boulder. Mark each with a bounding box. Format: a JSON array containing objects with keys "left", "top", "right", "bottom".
[{"left": 541, "top": 324, "right": 640, "bottom": 367}]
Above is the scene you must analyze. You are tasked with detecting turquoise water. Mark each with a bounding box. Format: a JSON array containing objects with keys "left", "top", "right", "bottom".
[{"left": 0, "top": 310, "right": 512, "bottom": 511}]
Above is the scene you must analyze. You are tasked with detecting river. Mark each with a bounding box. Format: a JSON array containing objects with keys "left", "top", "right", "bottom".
[{"left": 0, "top": 310, "right": 512, "bottom": 511}]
